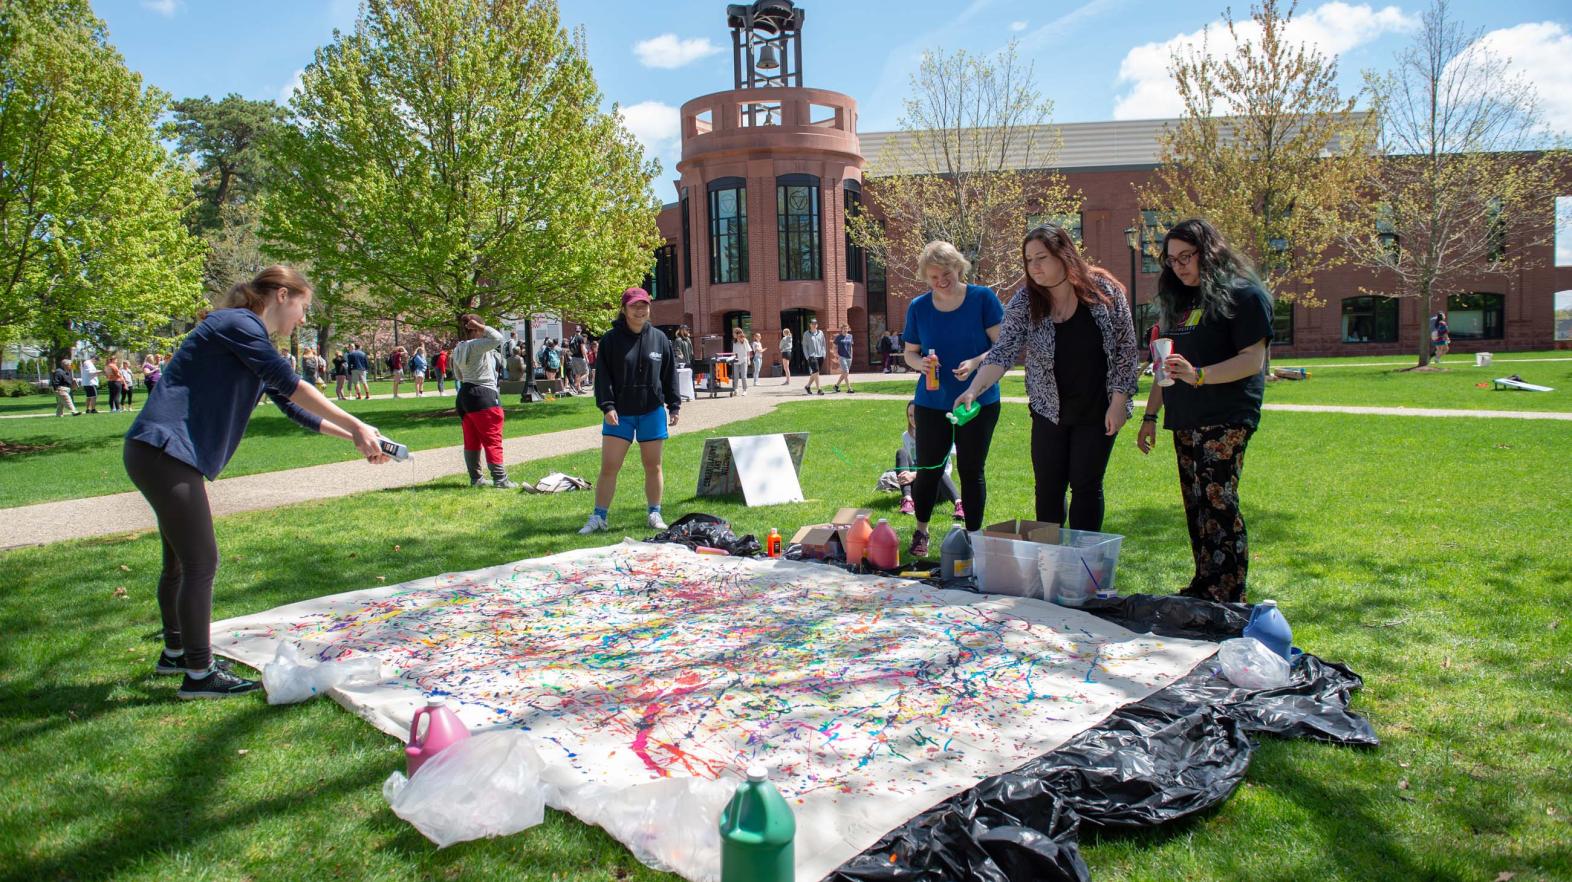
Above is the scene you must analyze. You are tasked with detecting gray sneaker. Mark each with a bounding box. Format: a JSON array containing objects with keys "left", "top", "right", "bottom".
[
  {"left": 578, "top": 513, "right": 609, "bottom": 535},
  {"left": 647, "top": 511, "right": 668, "bottom": 531}
]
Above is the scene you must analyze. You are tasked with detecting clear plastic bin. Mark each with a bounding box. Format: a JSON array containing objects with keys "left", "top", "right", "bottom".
[
  {"left": 1037, "top": 529, "right": 1124, "bottom": 607},
  {"left": 972, "top": 532, "right": 1048, "bottom": 598}
]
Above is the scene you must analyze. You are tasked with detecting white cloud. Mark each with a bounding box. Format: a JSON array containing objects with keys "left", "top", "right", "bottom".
[
  {"left": 141, "top": 0, "right": 179, "bottom": 16},
  {"left": 1466, "top": 22, "right": 1572, "bottom": 138},
  {"left": 1112, "top": 2, "right": 1416, "bottom": 120},
  {"left": 279, "top": 69, "right": 305, "bottom": 105},
  {"left": 634, "top": 34, "right": 723, "bottom": 70},
  {"left": 1009, "top": 20, "right": 1028, "bottom": 32},
  {"left": 620, "top": 100, "right": 681, "bottom": 154}
]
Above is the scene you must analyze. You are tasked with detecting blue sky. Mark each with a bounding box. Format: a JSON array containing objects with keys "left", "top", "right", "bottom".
[{"left": 96, "top": 0, "right": 1570, "bottom": 194}]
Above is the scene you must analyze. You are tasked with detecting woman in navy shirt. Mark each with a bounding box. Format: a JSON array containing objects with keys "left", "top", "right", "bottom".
[
  {"left": 124, "top": 265, "right": 389, "bottom": 699},
  {"left": 900, "top": 240, "right": 1004, "bottom": 558}
]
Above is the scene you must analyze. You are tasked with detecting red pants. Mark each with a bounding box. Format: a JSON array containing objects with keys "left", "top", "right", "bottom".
[{"left": 460, "top": 406, "right": 504, "bottom": 465}]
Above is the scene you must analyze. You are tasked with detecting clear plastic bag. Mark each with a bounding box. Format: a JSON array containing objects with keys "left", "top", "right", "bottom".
[
  {"left": 1216, "top": 637, "right": 1291, "bottom": 690},
  {"left": 551, "top": 775, "right": 735, "bottom": 881},
  {"left": 261, "top": 642, "right": 383, "bottom": 705},
  {"left": 382, "top": 730, "right": 547, "bottom": 848}
]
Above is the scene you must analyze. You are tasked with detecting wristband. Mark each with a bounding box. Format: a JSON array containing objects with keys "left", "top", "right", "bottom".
[
  {"left": 1141, "top": 413, "right": 1159, "bottom": 423},
  {"left": 1195, "top": 367, "right": 1206, "bottom": 387}
]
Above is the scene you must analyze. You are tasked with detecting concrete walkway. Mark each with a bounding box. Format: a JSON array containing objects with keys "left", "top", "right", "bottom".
[
  {"left": 4, "top": 369, "right": 1569, "bottom": 551},
  {"left": 0, "top": 371, "right": 884, "bottom": 551}
]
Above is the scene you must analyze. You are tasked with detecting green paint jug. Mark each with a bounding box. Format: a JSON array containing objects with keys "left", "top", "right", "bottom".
[
  {"left": 947, "top": 399, "right": 981, "bottom": 426},
  {"left": 720, "top": 765, "right": 795, "bottom": 882}
]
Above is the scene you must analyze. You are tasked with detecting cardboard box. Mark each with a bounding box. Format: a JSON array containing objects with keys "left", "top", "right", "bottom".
[
  {"left": 981, "top": 519, "right": 1061, "bottom": 545},
  {"left": 832, "top": 507, "right": 873, "bottom": 527},
  {"left": 792, "top": 524, "right": 843, "bottom": 560}
]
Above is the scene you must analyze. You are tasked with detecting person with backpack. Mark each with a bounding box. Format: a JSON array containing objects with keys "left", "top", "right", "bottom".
[
  {"left": 579, "top": 288, "right": 680, "bottom": 535},
  {"left": 541, "top": 339, "right": 562, "bottom": 381},
  {"left": 410, "top": 346, "right": 428, "bottom": 396}
]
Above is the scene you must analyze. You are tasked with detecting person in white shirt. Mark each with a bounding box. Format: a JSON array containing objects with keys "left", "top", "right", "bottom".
[
  {"left": 730, "top": 327, "right": 751, "bottom": 395},
  {"left": 79, "top": 355, "right": 101, "bottom": 413}
]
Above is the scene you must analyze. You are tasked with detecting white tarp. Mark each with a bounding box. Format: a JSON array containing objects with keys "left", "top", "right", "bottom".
[{"left": 211, "top": 542, "right": 1217, "bottom": 882}]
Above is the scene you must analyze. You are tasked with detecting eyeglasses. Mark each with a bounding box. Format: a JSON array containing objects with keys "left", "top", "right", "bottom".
[{"left": 1164, "top": 248, "right": 1199, "bottom": 268}]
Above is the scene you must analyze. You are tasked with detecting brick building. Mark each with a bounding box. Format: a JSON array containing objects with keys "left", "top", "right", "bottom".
[{"left": 647, "top": 0, "right": 1572, "bottom": 367}]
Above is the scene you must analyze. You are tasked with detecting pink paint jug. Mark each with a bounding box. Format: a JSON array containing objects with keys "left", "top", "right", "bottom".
[
  {"left": 406, "top": 696, "right": 470, "bottom": 776},
  {"left": 845, "top": 514, "right": 874, "bottom": 564},
  {"left": 868, "top": 518, "right": 901, "bottom": 570}
]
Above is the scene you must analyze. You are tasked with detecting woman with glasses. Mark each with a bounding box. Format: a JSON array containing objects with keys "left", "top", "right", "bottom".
[{"left": 1135, "top": 218, "right": 1274, "bottom": 603}]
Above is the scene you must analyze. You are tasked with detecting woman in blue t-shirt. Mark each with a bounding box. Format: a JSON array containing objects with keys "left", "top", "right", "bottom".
[
  {"left": 899, "top": 240, "right": 1005, "bottom": 558},
  {"left": 1135, "top": 218, "right": 1274, "bottom": 603}
]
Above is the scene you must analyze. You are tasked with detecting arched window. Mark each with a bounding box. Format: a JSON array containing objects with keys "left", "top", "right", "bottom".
[
  {"left": 777, "top": 173, "right": 822, "bottom": 281},
  {"left": 1447, "top": 293, "right": 1503, "bottom": 339},
  {"left": 1341, "top": 296, "right": 1398, "bottom": 343},
  {"left": 844, "top": 180, "right": 864, "bottom": 283},
  {"left": 708, "top": 178, "right": 748, "bottom": 284}
]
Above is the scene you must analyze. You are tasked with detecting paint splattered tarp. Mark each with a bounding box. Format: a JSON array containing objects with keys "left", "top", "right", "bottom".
[{"left": 210, "top": 542, "right": 1218, "bottom": 882}]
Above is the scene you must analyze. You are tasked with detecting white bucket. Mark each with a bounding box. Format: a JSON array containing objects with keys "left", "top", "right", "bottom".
[{"left": 1475, "top": 352, "right": 1493, "bottom": 367}]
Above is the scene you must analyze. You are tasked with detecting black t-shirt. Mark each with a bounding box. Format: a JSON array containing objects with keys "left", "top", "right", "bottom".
[
  {"left": 1053, "top": 302, "right": 1108, "bottom": 425},
  {"left": 1159, "top": 280, "right": 1274, "bottom": 430}
]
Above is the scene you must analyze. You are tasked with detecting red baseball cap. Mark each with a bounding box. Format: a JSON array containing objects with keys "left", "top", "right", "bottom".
[{"left": 622, "top": 287, "right": 651, "bottom": 306}]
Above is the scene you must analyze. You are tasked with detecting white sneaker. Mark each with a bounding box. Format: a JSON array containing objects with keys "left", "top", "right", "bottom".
[
  {"left": 647, "top": 511, "right": 668, "bottom": 531},
  {"left": 578, "top": 513, "right": 609, "bottom": 535}
]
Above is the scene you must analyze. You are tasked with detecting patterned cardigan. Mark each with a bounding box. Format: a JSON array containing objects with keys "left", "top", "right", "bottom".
[{"left": 982, "top": 277, "right": 1142, "bottom": 422}]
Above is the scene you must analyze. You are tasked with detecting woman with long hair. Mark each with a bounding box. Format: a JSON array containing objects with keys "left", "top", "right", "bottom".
[
  {"left": 1135, "top": 218, "right": 1274, "bottom": 603},
  {"left": 959, "top": 223, "right": 1140, "bottom": 531},
  {"left": 730, "top": 326, "right": 751, "bottom": 395},
  {"left": 900, "top": 240, "right": 1005, "bottom": 558},
  {"left": 580, "top": 288, "right": 681, "bottom": 534},
  {"left": 124, "top": 265, "right": 389, "bottom": 698},
  {"left": 779, "top": 327, "right": 794, "bottom": 384}
]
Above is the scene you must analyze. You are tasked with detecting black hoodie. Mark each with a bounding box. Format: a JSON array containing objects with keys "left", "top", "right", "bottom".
[{"left": 594, "top": 318, "right": 680, "bottom": 417}]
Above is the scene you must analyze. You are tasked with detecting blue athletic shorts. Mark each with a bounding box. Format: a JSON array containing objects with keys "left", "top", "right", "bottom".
[{"left": 602, "top": 406, "right": 669, "bottom": 443}]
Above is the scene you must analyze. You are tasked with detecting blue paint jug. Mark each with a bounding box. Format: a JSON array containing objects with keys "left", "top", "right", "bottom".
[{"left": 1243, "top": 600, "right": 1292, "bottom": 660}]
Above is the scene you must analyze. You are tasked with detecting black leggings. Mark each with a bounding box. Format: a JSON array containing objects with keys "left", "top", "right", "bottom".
[
  {"left": 107, "top": 381, "right": 123, "bottom": 410},
  {"left": 1031, "top": 413, "right": 1118, "bottom": 531},
  {"left": 124, "top": 439, "right": 219, "bottom": 672},
  {"left": 911, "top": 402, "right": 999, "bottom": 531}
]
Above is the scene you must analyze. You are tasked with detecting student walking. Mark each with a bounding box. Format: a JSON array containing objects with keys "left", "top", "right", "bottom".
[
  {"left": 801, "top": 318, "right": 827, "bottom": 395},
  {"left": 1135, "top": 218, "right": 1274, "bottom": 604},
  {"left": 79, "top": 354, "right": 101, "bottom": 413},
  {"left": 580, "top": 288, "right": 681, "bottom": 535},
  {"left": 900, "top": 240, "right": 1004, "bottom": 557},
  {"left": 433, "top": 347, "right": 449, "bottom": 395},
  {"left": 123, "top": 266, "right": 390, "bottom": 698},
  {"left": 779, "top": 328, "right": 794, "bottom": 384},
  {"left": 410, "top": 346, "right": 428, "bottom": 396},
  {"left": 51, "top": 359, "right": 80, "bottom": 416},
  {"left": 105, "top": 356, "right": 125, "bottom": 412},
  {"left": 831, "top": 325, "right": 857, "bottom": 393},
  {"left": 961, "top": 224, "right": 1140, "bottom": 531},
  {"left": 451, "top": 315, "right": 515, "bottom": 489},
  {"left": 389, "top": 346, "right": 406, "bottom": 397},
  {"left": 345, "top": 343, "right": 371, "bottom": 399}
]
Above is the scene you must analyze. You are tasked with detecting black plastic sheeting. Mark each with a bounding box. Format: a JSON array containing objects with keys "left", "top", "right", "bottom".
[
  {"left": 826, "top": 592, "right": 1378, "bottom": 882},
  {"left": 645, "top": 513, "right": 762, "bottom": 557}
]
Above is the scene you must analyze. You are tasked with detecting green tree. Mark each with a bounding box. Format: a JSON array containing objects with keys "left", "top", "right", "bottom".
[
  {"left": 850, "top": 41, "right": 1079, "bottom": 293},
  {"left": 1139, "top": 0, "right": 1373, "bottom": 308},
  {"left": 262, "top": 0, "right": 661, "bottom": 335},
  {"left": 1341, "top": 0, "right": 1567, "bottom": 367},
  {"left": 0, "top": 0, "right": 205, "bottom": 356},
  {"left": 168, "top": 94, "right": 287, "bottom": 231}
]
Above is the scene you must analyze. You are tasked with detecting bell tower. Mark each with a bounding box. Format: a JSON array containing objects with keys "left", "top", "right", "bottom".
[{"left": 727, "top": 1, "right": 804, "bottom": 90}]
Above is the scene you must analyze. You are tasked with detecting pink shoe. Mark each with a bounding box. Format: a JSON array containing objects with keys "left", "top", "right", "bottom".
[
  {"left": 953, "top": 501, "right": 965, "bottom": 520},
  {"left": 899, "top": 497, "right": 915, "bottom": 515}
]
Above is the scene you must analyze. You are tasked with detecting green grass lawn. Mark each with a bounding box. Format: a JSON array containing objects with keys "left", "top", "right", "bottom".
[
  {"left": 0, "top": 376, "right": 476, "bottom": 417},
  {"left": 856, "top": 358, "right": 1572, "bottom": 413},
  {"left": 2, "top": 400, "right": 1568, "bottom": 881},
  {"left": 0, "top": 393, "right": 602, "bottom": 509}
]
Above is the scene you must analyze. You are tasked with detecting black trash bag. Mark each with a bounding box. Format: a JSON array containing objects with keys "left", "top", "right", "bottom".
[
  {"left": 828, "top": 592, "right": 1377, "bottom": 881},
  {"left": 644, "top": 512, "right": 762, "bottom": 557}
]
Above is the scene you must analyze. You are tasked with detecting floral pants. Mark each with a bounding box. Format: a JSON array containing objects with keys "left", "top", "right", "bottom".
[{"left": 1173, "top": 425, "right": 1254, "bottom": 603}]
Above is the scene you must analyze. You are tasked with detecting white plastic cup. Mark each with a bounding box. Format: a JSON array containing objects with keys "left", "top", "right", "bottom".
[{"left": 1151, "top": 338, "right": 1175, "bottom": 387}]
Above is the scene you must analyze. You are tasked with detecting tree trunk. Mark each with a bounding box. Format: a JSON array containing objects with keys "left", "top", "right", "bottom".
[
  {"left": 1418, "top": 290, "right": 1433, "bottom": 368},
  {"left": 317, "top": 323, "right": 333, "bottom": 360}
]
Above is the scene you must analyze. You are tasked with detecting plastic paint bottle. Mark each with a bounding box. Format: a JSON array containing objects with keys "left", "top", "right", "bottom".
[
  {"left": 1243, "top": 600, "right": 1293, "bottom": 660},
  {"left": 925, "top": 349, "right": 940, "bottom": 391},
  {"left": 845, "top": 515, "right": 873, "bottom": 565},
  {"left": 766, "top": 528, "right": 782, "bottom": 558},
  {"left": 946, "top": 400, "right": 980, "bottom": 426},
  {"left": 405, "top": 696, "right": 469, "bottom": 776},
  {"left": 378, "top": 437, "right": 410, "bottom": 461},
  {"left": 940, "top": 525, "right": 973, "bottom": 580},
  {"left": 720, "top": 765, "right": 795, "bottom": 882},
  {"left": 867, "top": 519, "right": 901, "bottom": 569}
]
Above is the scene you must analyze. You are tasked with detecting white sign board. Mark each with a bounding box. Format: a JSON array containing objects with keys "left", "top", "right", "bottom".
[{"left": 696, "top": 432, "right": 808, "bottom": 506}]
